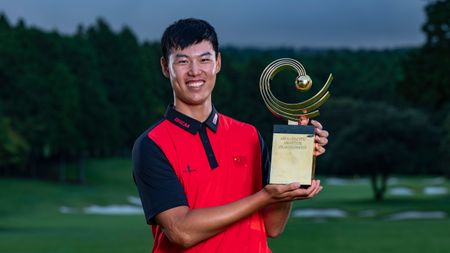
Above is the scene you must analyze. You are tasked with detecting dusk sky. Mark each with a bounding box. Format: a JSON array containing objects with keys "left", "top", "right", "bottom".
[{"left": 1, "top": 0, "right": 428, "bottom": 49}]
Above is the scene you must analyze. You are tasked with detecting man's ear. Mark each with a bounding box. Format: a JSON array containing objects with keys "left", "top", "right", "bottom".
[
  {"left": 215, "top": 52, "right": 222, "bottom": 74},
  {"left": 160, "top": 56, "right": 170, "bottom": 78}
]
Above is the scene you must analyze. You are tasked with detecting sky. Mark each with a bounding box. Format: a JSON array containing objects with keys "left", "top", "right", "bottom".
[{"left": 0, "top": 0, "right": 429, "bottom": 49}]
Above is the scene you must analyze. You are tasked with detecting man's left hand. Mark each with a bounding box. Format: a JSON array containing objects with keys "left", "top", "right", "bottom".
[{"left": 298, "top": 116, "right": 329, "bottom": 157}]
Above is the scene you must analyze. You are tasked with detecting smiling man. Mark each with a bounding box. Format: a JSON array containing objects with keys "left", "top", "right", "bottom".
[{"left": 132, "top": 18, "right": 329, "bottom": 253}]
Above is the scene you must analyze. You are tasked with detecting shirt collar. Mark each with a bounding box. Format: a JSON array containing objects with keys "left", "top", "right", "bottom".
[{"left": 164, "top": 105, "right": 219, "bottom": 134}]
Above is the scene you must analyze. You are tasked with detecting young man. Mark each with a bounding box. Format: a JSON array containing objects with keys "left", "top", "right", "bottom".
[{"left": 132, "top": 18, "right": 329, "bottom": 253}]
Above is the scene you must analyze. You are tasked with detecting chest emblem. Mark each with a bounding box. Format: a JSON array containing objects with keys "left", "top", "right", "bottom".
[
  {"left": 233, "top": 156, "right": 248, "bottom": 168},
  {"left": 183, "top": 165, "right": 198, "bottom": 173}
]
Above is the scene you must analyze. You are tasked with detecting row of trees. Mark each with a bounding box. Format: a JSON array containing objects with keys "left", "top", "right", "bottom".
[
  {"left": 0, "top": 15, "right": 167, "bottom": 180},
  {"left": 0, "top": 14, "right": 405, "bottom": 178},
  {"left": 0, "top": 1, "right": 449, "bottom": 200}
]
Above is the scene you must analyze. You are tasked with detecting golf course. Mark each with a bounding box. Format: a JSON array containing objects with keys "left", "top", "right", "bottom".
[{"left": 1, "top": 158, "right": 448, "bottom": 253}]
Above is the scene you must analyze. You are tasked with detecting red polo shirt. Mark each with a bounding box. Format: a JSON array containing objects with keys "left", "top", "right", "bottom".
[{"left": 132, "top": 105, "right": 271, "bottom": 253}]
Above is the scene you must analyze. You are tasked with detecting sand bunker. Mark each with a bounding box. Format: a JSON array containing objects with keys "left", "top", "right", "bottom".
[
  {"left": 423, "top": 186, "right": 448, "bottom": 195},
  {"left": 325, "top": 177, "right": 369, "bottom": 186},
  {"left": 292, "top": 208, "right": 347, "bottom": 218},
  {"left": 385, "top": 211, "right": 447, "bottom": 221},
  {"left": 84, "top": 205, "right": 142, "bottom": 215},
  {"left": 60, "top": 196, "right": 143, "bottom": 215},
  {"left": 388, "top": 187, "right": 414, "bottom": 196}
]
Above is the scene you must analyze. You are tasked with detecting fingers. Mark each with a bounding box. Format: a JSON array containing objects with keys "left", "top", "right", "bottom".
[
  {"left": 304, "top": 179, "right": 320, "bottom": 196},
  {"left": 310, "top": 119, "right": 328, "bottom": 156},
  {"left": 264, "top": 183, "right": 300, "bottom": 200},
  {"left": 315, "top": 128, "right": 329, "bottom": 139},
  {"left": 314, "top": 134, "right": 328, "bottom": 156},
  {"left": 312, "top": 120, "right": 329, "bottom": 138},
  {"left": 309, "top": 180, "right": 323, "bottom": 196},
  {"left": 264, "top": 180, "right": 323, "bottom": 203},
  {"left": 287, "top": 182, "right": 301, "bottom": 190},
  {"left": 310, "top": 120, "right": 322, "bottom": 129},
  {"left": 314, "top": 143, "right": 326, "bottom": 156},
  {"left": 315, "top": 135, "right": 328, "bottom": 146},
  {"left": 293, "top": 180, "right": 322, "bottom": 200},
  {"left": 286, "top": 180, "right": 322, "bottom": 200}
]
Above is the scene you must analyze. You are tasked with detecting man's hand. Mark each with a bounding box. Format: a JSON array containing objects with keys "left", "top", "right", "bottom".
[
  {"left": 261, "top": 180, "right": 323, "bottom": 237},
  {"left": 262, "top": 179, "right": 323, "bottom": 204},
  {"left": 298, "top": 115, "right": 329, "bottom": 157}
]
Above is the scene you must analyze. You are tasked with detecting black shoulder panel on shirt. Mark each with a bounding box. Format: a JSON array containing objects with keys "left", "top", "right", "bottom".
[{"left": 132, "top": 120, "right": 189, "bottom": 225}]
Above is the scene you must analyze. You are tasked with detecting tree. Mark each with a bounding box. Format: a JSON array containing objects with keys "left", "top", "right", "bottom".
[
  {"left": 329, "top": 100, "right": 440, "bottom": 201},
  {"left": 65, "top": 29, "right": 121, "bottom": 156},
  {"left": 0, "top": 116, "right": 29, "bottom": 176},
  {"left": 87, "top": 19, "right": 161, "bottom": 150},
  {"left": 398, "top": 0, "right": 450, "bottom": 111},
  {"left": 441, "top": 109, "right": 450, "bottom": 178}
]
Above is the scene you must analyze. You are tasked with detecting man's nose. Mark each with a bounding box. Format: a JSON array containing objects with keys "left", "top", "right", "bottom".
[{"left": 188, "top": 61, "right": 201, "bottom": 76}]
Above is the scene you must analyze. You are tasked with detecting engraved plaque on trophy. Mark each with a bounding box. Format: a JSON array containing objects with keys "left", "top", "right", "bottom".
[{"left": 259, "top": 58, "right": 333, "bottom": 185}]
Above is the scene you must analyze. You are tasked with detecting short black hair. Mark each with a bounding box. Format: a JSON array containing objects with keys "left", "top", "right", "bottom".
[{"left": 161, "top": 18, "right": 219, "bottom": 60}]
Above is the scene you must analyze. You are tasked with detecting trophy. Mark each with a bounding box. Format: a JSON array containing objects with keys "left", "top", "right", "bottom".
[{"left": 259, "top": 58, "right": 333, "bottom": 185}]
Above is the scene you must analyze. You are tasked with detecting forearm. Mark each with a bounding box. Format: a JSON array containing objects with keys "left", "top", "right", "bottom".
[
  {"left": 157, "top": 181, "right": 320, "bottom": 248},
  {"left": 262, "top": 201, "right": 292, "bottom": 238},
  {"left": 262, "top": 180, "right": 323, "bottom": 238},
  {"left": 158, "top": 189, "right": 271, "bottom": 247}
]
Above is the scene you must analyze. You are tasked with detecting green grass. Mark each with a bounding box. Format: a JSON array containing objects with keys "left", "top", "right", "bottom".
[
  {"left": 1, "top": 159, "right": 449, "bottom": 253},
  {"left": 270, "top": 177, "right": 450, "bottom": 253},
  {"left": 0, "top": 158, "right": 148, "bottom": 253}
]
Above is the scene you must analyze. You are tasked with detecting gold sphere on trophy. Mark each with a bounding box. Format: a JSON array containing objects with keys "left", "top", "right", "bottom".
[{"left": 295, "top": 75, "right": 312, "bottom": 91}]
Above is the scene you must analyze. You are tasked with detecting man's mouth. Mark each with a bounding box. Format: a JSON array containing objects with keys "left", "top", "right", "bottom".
[{"left": 186, "top": 80, "right": 205, "bottom": 88}]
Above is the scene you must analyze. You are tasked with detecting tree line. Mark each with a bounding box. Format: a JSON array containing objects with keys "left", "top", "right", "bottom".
[{"left": 0, "top": 1, "right": 449, "bottom": 200}]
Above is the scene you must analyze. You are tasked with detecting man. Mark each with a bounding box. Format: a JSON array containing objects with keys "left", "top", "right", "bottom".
[{"left": 132, "top": 18, "right": 328, "bottom": 253}]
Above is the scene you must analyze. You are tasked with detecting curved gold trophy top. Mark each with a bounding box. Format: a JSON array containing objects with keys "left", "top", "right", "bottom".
[{"left": 259, "top": 58, "right": 333, "bottom": 121}]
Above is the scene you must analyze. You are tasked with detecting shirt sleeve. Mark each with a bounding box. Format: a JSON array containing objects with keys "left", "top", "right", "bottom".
[
  {"left": 132, "top": 132, "right": 188, "bottom": 224},
  {"left": 257, "top": 131, "right": 270, "bottom": 186}
]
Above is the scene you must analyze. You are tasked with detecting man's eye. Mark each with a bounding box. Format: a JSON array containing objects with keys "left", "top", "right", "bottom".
[
  {"left": 201, "top": 58, "right": 211, "bottom": 63},
  {"left": 177, "top": 60, "right": 188, "bottom": 64}
]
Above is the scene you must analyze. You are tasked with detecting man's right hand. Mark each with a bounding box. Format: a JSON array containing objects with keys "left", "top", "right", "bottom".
[{"left": 262, "top": 179, "right": 322, "bottom": 203}]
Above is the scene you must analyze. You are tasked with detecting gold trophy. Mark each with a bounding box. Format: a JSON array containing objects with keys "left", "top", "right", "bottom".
[{"left": 259, "top": 58, "right": 333, "bottom": 185}]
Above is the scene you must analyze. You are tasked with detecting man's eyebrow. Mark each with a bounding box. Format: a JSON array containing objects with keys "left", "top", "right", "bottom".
[
  {"left": 174, "top": 54, "right": 188, "bottom": 58},
  {"left": 200, "top": 52, "right": 213, "bottom": 57},
  {"left": 174, "top": 52, "right": 213, "bottom": 58}
]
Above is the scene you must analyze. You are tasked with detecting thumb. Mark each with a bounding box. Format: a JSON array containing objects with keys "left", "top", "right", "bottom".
[{"left": 298, "top": 111, "right": 309, "bottom": 126}]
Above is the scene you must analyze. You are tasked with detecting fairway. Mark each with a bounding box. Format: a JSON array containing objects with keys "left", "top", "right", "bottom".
[{"left": 1, "top": 158, "right": 449, "bottom": 253}]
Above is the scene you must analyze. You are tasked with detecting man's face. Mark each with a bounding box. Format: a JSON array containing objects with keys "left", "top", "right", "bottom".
[{"left": 161, "top": 40, "right": 221, "bottom": 108}]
